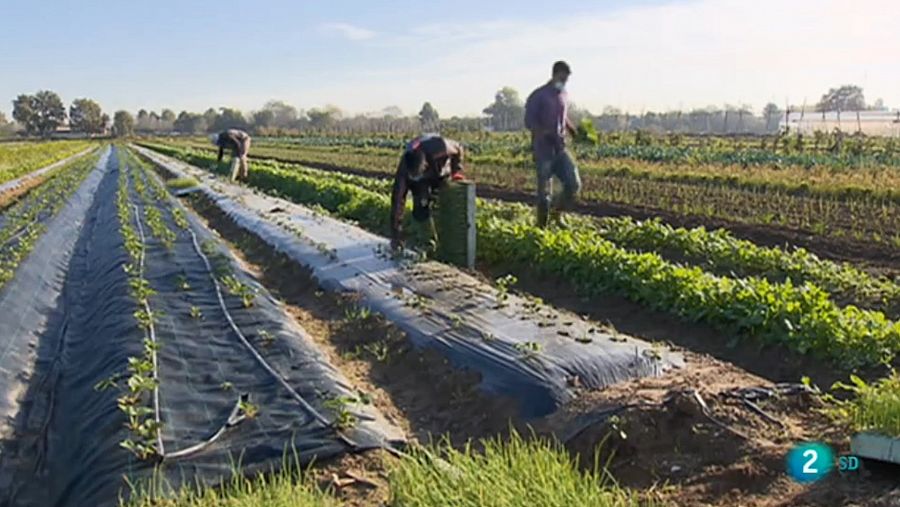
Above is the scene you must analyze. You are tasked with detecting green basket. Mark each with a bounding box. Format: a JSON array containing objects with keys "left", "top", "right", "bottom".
[{"left": 432, "top": 180, "right": 476, "bottom": 269}]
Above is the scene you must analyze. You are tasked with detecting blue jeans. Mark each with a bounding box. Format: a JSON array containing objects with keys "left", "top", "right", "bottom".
[{"left": 536, "top": 150, "right": 581, "bottom": 226}]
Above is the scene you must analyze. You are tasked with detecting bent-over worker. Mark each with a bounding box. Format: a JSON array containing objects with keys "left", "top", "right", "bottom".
[
  {"left": 210, "top": 129, "right": 252, "bottom": 182},
  {"left": 524, "top": 60, "right": 582, "bottom": 228},
  {"left": 390, "top": 134, "right": 466, "bottom": 250}
]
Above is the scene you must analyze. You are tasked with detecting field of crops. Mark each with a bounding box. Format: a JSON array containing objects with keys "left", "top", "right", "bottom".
[
  {"left": 0, "top": 140, "right": 93, "bottom": 185},
  {"left": 0, "top": 137, "right": 899, "bottom": 507},
  {"left": 141, "top": 140, "right": 900, "bottom": 462},
  {"left": 158, "top": 135, "right": 900, "bottom": 261}
]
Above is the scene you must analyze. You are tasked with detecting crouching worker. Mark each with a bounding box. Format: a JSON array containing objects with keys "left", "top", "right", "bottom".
[
  {"left": 390, "top": 134, "right": 465, "bottom": 250},
  {"left": 210, "top": 129, "right": 252, "bottom": 182}
]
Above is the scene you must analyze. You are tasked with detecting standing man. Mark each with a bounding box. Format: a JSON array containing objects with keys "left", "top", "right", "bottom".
[
  {"left": 210, "top": 129, "right": 252, "bottom": 182},
  {"left": 390, "top": 134, "right": 466, "bottom": 250},
  {"left": 524, "top": 61, "right": 582, "bottom": 228}
]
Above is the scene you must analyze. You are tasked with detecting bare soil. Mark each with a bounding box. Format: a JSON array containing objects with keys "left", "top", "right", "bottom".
[
  {"left": 0, "top": 173, "right": 51, "bottom": 210},
  {"left": 537, "top": 352, "right": 900, "bottom": 506}
]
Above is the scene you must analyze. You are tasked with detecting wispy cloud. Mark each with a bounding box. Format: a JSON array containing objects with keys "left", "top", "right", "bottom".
[
  {"left": 305, "top": 0, "right": 900, "bottom": 115},
  {"left": 319, "top": 22, "right": 376, "bottom": 41}
]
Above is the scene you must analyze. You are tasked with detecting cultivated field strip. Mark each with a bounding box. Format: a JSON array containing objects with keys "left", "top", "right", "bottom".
[
  {"left": 149, "top": 139, "right": 900, "bottom": 248},
  {"left": 140, "top": 144, "right": 900, "bottom": 369},
  {"left": 0, "top": 140, "right": 94, "bottom": 187},
  {"left": 0, "top": 147, "right": 400, "bottom": 507},
  {"left": 0, "top": 148, "right": 107, "bottom": 445},
  {"left": 0, "top": 145, "right": 96, "bottom": 197},
  {"left": 140, "top": 143, "right": 900, "bottom": 317},
  {"left": 134, "top": 144, "right": 683, "bottom": 417}
]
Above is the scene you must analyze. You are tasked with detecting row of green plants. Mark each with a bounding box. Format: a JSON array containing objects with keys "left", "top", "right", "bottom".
[
  {"left": 249, "top": 129, "right": 900, "bottom": 168},
  {"left": 593, "top": 216, "right": 900, "bottom": 316},
  {"left": 165, "top": 137, "right": 900, "bottom": 204},
  {"left": 141, "top": 143, "right": 900, "bottom": 369},
  {"left": 0, "top": 152, "right": 99, "bottom": 290},
  {"left": 153, "top": 140, "right": 900, "bottom": 249},
  {"left": 100, "top": 149, "right": 164, "bottom": 460},
  {"left": 0, "top": 140, "right": 93, "bottom": 185},
  {"left": 141, "top": 143, "right": 899, "bottom": 316}
]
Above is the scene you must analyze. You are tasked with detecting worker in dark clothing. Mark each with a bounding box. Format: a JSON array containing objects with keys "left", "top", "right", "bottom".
[
  {"left": 210, "top": 129, "right": 252, "bottom": 182},
  {"left": 390, "top": 134, "right": 466, "bottom": 250},
  {"left": 524, "top": 60, "right": 582, "bottom": 228}
]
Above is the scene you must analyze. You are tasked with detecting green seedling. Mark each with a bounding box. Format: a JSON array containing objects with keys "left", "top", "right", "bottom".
[
  {"left": 221, "top": 275, "right": 257, "bottom": 308},
  {"left": 238, "top": 400, "right": 260, "bottom": 419},
  {"left": 363, "top": 341, "right": 390, "bottom": 362},
  {"left": 322, "top": 395, "right": 358, "bottom": 430},
  {"left": 258, "top": 329, "right": 275, "bottom": 346},
  {"left": 221, "top": 381, "right": 234, "bottom": 391},
  {"left": 495, "top": 274, "right": 518, "bottom": 302},
  {"left": 133, "top": 309, "right": 156, "bottom": 330},
  {"left": 344, "top": 305, "right": 372, "bottom": 323},
  {"left": 190, "top": 306, "right": 203, "bottom": 319},
  {"left": 176, "top": 274, "right": 191, "bottom": 291},
  {"left": 515, "top": 341, "right": 543, "bottom": 358},
  {"left": 94, "top": 373, "right": 124, "bottom": 391}
]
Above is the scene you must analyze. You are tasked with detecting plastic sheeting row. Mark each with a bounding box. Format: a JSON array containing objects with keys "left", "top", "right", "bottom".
[
  {"left": 134, "top": 145, "right": 684, "bottom": 419},
  {"left": 0, "top": 147, "right": 402, "bottom": 507}
]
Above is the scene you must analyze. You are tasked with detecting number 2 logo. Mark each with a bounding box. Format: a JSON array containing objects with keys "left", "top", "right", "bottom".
[
  {"left": 787, "top": 442, "right": 833, "bottom": 483},
  {"left": 802, "top": 449, "right": 818, "bottom": 474}
]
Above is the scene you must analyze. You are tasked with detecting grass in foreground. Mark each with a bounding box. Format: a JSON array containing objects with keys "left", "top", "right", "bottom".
[
  {"left": 389, "top": 432, "right": 646, "bottom": 507},
  {"left": 124, "top": 466, "right": 337, "bottom": 507},
  {"left": 829, "top": 371, "right": 900, "bottom": 438},
  {"left": 125, "top": 432, "right": 644, "bottom": 507}
]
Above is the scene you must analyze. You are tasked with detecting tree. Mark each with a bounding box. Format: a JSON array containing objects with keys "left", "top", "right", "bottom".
[
  {"left": 817, "top": 85, "right": 865, "bottom": 112},
  {"left": 381, "top": 106, "right": 403, "bottom": 118},
  {"left": 0, "top": 112, "right": 16, "bottom": 137},
  {"left": 483, "top": 87, "right": 524, "bottom": 131},
  {"left": 212, "top": 108, "right": 249, "bottom": 131},
  {"left": 135, "top": 109, "right": 152, "bottom": 132},
  {"left": 418, "top": 102, "right": 440, "bottom": 131},
  {"left": 12, "top": 90, "right": 67, "bottom": 137},
  {"left": 173, "top": 111, "right": 207, "bottom": 134},
  {"left": 202, "top": 108, "right": 219, "bottom": 132},
  {"left": 69, "top": 98, "right": 105, "bottom": 134},
  {"left": 113, "top": 110, "right": 134, "bottom": 137},
  {"left": 253, "top": 109, "right": 276, "bottom": 130},
  {"left": 307, "top": 105, "right": 343, "bottom": 129},
  {"left": 260, "top": 100, "right": 299, "bottom": 128},
  {"left": 872, "top": 98, "right": 885, "bottom": 111},
  {"left": 160, "top": 109, "right": 176, "bottom": 123}
]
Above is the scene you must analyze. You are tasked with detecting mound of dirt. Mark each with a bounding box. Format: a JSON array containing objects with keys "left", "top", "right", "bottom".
[{"left": 537, "top": 352, "right": 900, "bottom": 506}]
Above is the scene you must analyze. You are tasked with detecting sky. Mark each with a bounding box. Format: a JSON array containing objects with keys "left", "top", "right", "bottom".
[{"left": 1, "top": 0, "right": 899, "bottom": 118}]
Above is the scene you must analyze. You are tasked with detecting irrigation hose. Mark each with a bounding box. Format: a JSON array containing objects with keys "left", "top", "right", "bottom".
[
  {"left": 133, "top": 147, "right": 406, "bottom": 456},
  {"left": 183, "top": 198, "right": 363, "bottom": 451},
  {"left": 131, "top": 202, "right": 166, "bottom": 457},
  {"left": 162, "top": 395, "right": 248, "bottom": 461}
]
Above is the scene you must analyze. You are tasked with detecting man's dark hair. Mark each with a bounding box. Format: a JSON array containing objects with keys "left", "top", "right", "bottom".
[
  {"left": 552, "top": 60, "right": 571, "bottom": 75},
  {"left": 404, "top": 149, "right": 427, "bottom": 178}
]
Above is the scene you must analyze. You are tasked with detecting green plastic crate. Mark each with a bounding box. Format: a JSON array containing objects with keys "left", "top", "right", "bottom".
[{"left": 433, "top": 180, "right": 476, "bottom": 269}]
